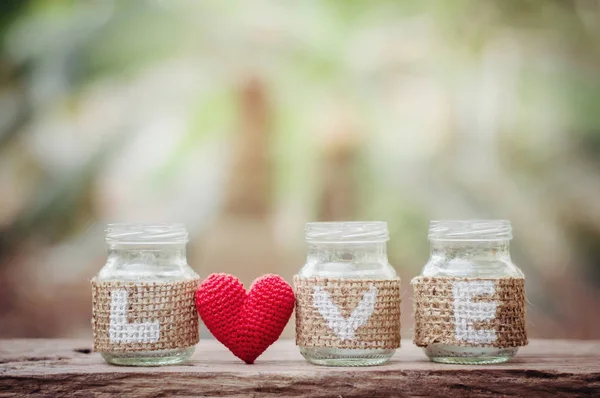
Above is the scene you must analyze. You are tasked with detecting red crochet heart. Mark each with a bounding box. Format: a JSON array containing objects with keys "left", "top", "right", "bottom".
[{"left": 195, "top": 273, "right": 295, "bottom": 364}]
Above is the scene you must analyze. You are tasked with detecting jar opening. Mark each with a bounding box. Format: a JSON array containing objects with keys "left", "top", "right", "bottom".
[
  {"left": 305, "top": 221, "right": 389, "bottom": 243},
  {"left": 428, "top": 220, "right": 512, "bottom": 241},
  {"left": 105, "top": 223, "right": 189, "bottom": 245}
]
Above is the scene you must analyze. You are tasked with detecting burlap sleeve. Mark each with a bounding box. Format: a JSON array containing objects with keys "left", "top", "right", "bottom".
[
  {"left": 411, "top": 276, "right": 527, "bottom": 348},
  {"left": 294, "top": 277, "right": 401, "bottom": 350},
  {"left": 91, "top": 278, "right": 200, "bottom": 353}
]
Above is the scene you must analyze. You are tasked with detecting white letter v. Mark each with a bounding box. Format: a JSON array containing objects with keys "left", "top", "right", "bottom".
[{"left": 312, "top": 285, "right": 377, "bottom": 341}]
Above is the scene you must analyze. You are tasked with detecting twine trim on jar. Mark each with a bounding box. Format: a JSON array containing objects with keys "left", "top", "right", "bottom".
[
  {"left": 91, "top": 278, "right": 200, "bottom": 353},
  {"left": 411, "top": 276, "right": 527, "bottom": 348},
  {"left": 294, "top": 277, "right": 401, "bottom": 349}
]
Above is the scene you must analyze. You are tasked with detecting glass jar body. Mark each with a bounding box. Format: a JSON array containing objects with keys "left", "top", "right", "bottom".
[
  {"left": 96, "top": 238, "right": 199, "bottom": 366},
  {"left": 421, "top": 239, "right": 524, "bottom": 364},
  {"left": 298, "top": 239, "right": 398, "bottom": 366}
]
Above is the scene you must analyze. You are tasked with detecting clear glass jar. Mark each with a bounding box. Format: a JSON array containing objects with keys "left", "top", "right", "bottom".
[
  {"left": 297, "top": 221, "right": 398, "bottom": 366},
  {"left": 96, "top": 223, "right": 199, "bottom": 366},
  {"left": 420, "top": 220, "right": 524, "bottom": 364}
]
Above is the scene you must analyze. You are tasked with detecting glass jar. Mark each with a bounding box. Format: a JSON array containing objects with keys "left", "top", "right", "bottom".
[
  {"left": 296, "top": 221, "right": 400, "bottom": 366},
  {"left": 418, "top": 220, "right": 525, "bottom": 364},
  {"left": 93, "top": 223, "right": 200, "bottom": 366}
]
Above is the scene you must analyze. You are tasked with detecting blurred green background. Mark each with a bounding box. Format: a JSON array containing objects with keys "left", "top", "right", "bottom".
[{"left": 0, "top": 0, "right": 599, "bottom": 340}]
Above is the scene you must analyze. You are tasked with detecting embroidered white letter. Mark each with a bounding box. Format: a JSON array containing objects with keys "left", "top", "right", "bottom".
[
  {"left": 109, "top": 290, "right": 160, "bottom": 344},
  {"left": 453, "top": 281, "right": 497, "bottom": 344},
  {"left": 312, "top": 285, "right": 377, "bottom": 340}
]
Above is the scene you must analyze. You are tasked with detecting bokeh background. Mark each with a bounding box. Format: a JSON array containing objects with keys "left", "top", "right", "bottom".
[{"left": 1, "top": 0, "right": 599, "bottom": 340}]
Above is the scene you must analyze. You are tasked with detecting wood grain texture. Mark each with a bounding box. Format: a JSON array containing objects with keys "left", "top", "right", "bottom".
[{"left": 1, "top": 339, "right": 599, "bottom": 397}]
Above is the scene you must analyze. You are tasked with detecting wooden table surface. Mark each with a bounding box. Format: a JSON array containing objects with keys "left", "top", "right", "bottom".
[{"left": 0, "top": 339, "right": 599, "bottom": 397}]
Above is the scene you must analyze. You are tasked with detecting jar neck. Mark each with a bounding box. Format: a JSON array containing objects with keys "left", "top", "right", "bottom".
[
  {"left": 430, "top": 239, "right": 511, "bottom": 260},
  {"left": 107, "top": 243, "right": 187, "bottom": 267},
  {"left": 307, "top": 242, "right": 388, "bottom": 264}
]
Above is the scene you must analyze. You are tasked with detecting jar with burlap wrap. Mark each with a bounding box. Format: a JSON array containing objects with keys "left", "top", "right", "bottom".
[
  {"left": 295, "top": 222, "right": 401, "bottom": 366},
  {"left": 92, "top": 224, "right": 200, "bottom": 366},
  {"left": 412, "top": 220, "right": 527, "bottom": 364}
]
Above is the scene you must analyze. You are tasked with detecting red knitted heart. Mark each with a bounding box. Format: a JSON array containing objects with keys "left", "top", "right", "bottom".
[{"left": 195, "top": 273, "right": 295, "bottom": 364}]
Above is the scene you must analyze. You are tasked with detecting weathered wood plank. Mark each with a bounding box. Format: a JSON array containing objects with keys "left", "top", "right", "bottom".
[{"left": 1, "top": 339, "right": 599, "bottom": 397}]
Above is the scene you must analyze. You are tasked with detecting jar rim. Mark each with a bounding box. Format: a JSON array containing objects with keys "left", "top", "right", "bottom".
[
  {"left": 428, "top": 219, "right": 512, "bottom": 241},
  {"left": 305, "top": 221, "right": 389, "bottom": 243},
  {"left": 105, "top": 223, "right": 189, "bottom": 245}
]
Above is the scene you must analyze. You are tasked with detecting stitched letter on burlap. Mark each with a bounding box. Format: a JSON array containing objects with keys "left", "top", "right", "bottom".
[
  {"left": 295, "top": 277, "right": 401, "bottom": 349},
  {"left": 412, "top": 276, "right": 527, "bottom": 348},
  {"left": 92, "top": 278, "right": 200, "bottom": 352}
]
